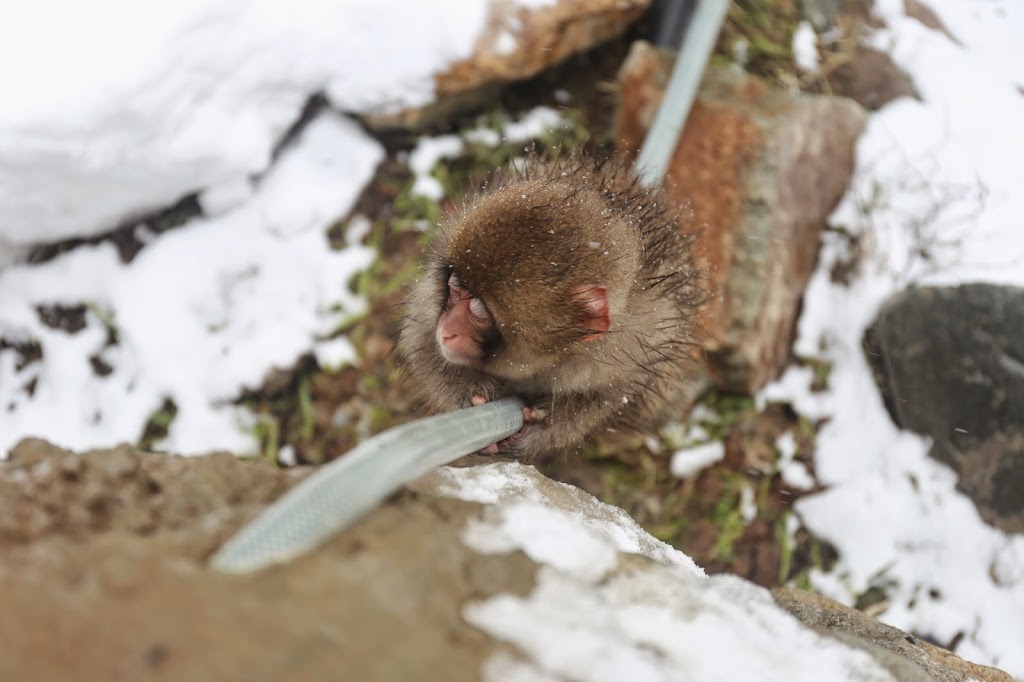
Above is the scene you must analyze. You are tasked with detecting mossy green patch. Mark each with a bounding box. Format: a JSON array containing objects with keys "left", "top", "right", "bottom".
[
  {"left": 717, "top": 0, "right": 802, "bottom": 83},
  {"left": 138, "top": 398, "right": 179, "bottom": 452}
]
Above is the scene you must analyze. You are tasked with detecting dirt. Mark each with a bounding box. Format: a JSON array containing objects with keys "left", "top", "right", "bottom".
[
  {"left": 537, "top": 399, "right": 835, "bottom": 589},
  {"left": 26, "top": 194, "right": 202, "bottom": 266}
]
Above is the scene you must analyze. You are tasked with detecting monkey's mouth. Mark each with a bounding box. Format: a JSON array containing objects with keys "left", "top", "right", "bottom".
[{"left": 436, "top": 334, "right": 482, "bottom": 367}]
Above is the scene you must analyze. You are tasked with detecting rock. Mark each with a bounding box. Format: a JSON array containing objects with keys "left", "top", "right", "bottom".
[
  {"left": 0, "top": 438, "right": 297, "bottom": 546},
  {"left": 614, "top": 42, "right": 866, "bottom": 393},
  {"left": 362, "top": 0, "right": 650, "bottom": 131},
  {"left": 774, "top": 588, "right": 1014, "bottom": 682},
  {"left": 904, "top": 0, "right": 961, "bottom": 45},
  {"left": 0, "top": 440, "right": 1010, "bottom": 680},
  {"left": 863, "top": 284, "right": 1024, "bottom": 533},
  {"left": 828, "top": 46, "right": 921, "bottom": 111},
  {"left": 800, "top": 0, "right": 842, "bottom": 32}
]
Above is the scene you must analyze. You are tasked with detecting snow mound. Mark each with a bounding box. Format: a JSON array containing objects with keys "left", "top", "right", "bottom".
[
  {"left": 0, "top": 112, "right": 381, "bottom": 455},
  {"left": 0, "top": 0, "right": 488, "bottom": 247}
]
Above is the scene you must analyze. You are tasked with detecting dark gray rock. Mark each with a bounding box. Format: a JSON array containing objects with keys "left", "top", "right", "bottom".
[
  {"left": 864, "top": 284, "right": 1024, "bottom": 532},
  {"left": 800, "top": 0, "right": 841, "bottom": 32}
]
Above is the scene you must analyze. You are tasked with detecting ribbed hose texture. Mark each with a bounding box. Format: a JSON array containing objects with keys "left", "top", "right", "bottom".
[{"left": 210, "top": 397, "right": 523, "bottom": 573}]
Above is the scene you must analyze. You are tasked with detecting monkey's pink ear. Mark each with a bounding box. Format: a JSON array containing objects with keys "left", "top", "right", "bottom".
[{"left": 572, "top": 285, "right": 610, "bottom": 341}]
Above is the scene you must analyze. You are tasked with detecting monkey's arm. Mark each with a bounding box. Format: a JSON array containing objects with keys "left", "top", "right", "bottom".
[{"left": 405, "top": 356, "right": 507, "bottom": 414}]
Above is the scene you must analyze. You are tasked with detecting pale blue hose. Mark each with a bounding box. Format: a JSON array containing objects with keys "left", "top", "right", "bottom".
[
  {"left": 635, "top": 0, "right": 731, "bottom": 188},
  {"left": 210, "top": 397, "right": 523, "bottom": 573}
]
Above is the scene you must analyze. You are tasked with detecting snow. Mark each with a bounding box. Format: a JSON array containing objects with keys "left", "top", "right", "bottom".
[
  {"left": 776, "top": 431, "right": 815, "bottom": 490},
  {"left": 277, "top": 443, "right": 297, "bottom": 467},
  {"left": 731, "top": 38, "right": 751, "bottom": 67},
  {"left": 409, "top": 135, "right": 466, "bottom": 201},
  {"left": 739, "top": 483, "right": 757, "bottom": 525},
  {"left": 312, "top": 335, "right": 358, "bottom": 372},
  {"left": 910, "top": 0, "right": 1024, "bottom": 89},
  {"left": 408, "top": 106, "right": 569, "bottom": 201},
  {"left": 760, "top": 0, "right": 1024, "bottom": 675},
  {"left": 514, "top": 0, "right": 558, "bottom": 8},
  {"left": 792, "top": 21, "right": 819, "bottom": 72},
  {"left": 434, "top": 462, "right": 703, "bottom": 576},
  {"left": 503, "top": 105, "right": 566, "bottom": 142},
  {"left": 464, "top": 504, "right": 620, "bottom": 582},
  {"left": 775, "top": 431, "right": 797, "bottom": 461},
  {"left": 0, "top": 0, "right": 489, "bottom": 248},
  {"left": 197, "top": 178, "right": 255, "bottom": 219},
  {"left": 495, "top": 30, "right": 519, "bottom": 56},
  {"left": 780, "top": 460, "right": 815, "bottom": 491},
  {"left": 464, "top": 128, "right": 503, "bottom": 147},
  {"left": 670, "top": 441, "right": 725, "bottom": 478},
  {"left": 440, "top": 463, "right": 896, "bottom": 681},
  {"left": 483, "top": 651, "right": 558, "bottom": 682},
  {"left": 0, "top": 112, "right": 380, "bottom": 454},
  {"left": 991, "top": 536, "right": 1024, "bottom": 587}
]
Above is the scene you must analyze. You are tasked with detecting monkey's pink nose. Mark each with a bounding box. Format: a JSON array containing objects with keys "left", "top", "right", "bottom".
[{"left": 436, "top": 327, "right": 480, "bottom": 365}]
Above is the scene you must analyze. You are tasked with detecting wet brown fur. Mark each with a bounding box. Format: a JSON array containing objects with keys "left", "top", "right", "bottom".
[{"left": 399, "top": 152, "right": 703, "bottom": 461}]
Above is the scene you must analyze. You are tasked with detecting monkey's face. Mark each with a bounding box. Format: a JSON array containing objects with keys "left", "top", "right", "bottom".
[
  {"left": 435, "top": 270, "right": 499, "bottom": 367},
  {"left": 430, "top": 176, "right": 630, "bottom": 381},
  {"left": 433, "top": 265, "right": 610, "bottom": 381}
]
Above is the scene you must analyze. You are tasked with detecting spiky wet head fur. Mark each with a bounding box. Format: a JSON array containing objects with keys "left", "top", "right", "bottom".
[{"left": 442, "top": 164, "right": 639, "bottom": 372}]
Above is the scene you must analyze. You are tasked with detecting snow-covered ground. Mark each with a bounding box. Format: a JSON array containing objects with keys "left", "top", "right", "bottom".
[
  {"left": 0, "top": 0, "right": 488, "bottom": 249},
  {"left": 1, "top": 0, "right": 1023, "bottom": 678},
  {"left": 0, "top": 0, "right": 493, "bottom": 453},
  {"left": 764, "top": 0, "right": 1024, "bottom": 675},
  {"left": 0, "top": 112, "right": 380, "bottom": 454},
  {"left": 434, "top": 463, "right": 896, "bottom": 682}
]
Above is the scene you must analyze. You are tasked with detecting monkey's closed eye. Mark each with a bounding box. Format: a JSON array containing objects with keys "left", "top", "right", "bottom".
[
  {"left": 468, "top": 296, "right": 491, "bottom": 322},
  {"left": 446, "top": 272, "right": 492, "bottom": 324}
]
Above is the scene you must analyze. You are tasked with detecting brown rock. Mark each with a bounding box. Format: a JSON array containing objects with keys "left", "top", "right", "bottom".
[
  {"left": 612, "top": 41, "right": 674, "bottom": 155},
  {"left": 774, "top": 588, "right": 1015, "bottom": 682},
  {"left": 0, "top": 441, "right": 533, "bottom": 682},
  {"left": 364, "top": 0, "right": 649, "bottom": 130},
  {"left": 904, "top": 0, "right": 961, "bottom": 45},
  {"left": 0, "top": 442, "right": 1011, "bottom": 680},
  {"left": 801, "top": 0, "right": 842, "bottom": 31},
  {"left": 615, "top": 42, "right": 866, "bottom": 392},
  {"left": 0, "top": 438, "right": 297, "bottom": 547},
  {"left": 828, "top": 45, "right": 921, "bottom": 111}
]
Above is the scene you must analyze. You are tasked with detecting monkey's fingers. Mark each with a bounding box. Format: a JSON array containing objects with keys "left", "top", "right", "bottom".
[
  {"left": 523, "top": 406, "right": 547, "bottom": 422},
  {"left": 475, "top": 394, "right": 506, "bottom": 454},
  {"left": 497, "top": 422, "right": 534, "bottom": 451}
]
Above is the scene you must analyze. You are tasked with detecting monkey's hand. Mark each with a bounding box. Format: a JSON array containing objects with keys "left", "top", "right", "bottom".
[
  {"left": 427, "top": 372, "right": 502, "bottom": 413},
  {"left": 471, "top": 395, "right": 546, "bottom": 456}
]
